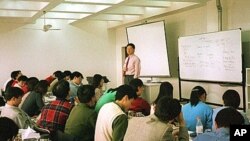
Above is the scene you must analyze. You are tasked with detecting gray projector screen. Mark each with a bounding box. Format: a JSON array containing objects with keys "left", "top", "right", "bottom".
[
  {"left": 178, "top": 29, "right": 242, "bottom": 83},
  {"left": 126, "top": 21, "right": 170, "bottom": 77}
]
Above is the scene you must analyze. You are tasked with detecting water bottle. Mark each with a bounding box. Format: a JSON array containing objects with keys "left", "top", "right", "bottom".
[{"left": 196, "top": 117, "right": 203, "bottom": 135}]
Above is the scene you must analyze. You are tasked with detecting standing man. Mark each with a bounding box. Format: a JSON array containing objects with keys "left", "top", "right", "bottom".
[{"left": 123, "top": 43, "right": 141, "bottom": 85}]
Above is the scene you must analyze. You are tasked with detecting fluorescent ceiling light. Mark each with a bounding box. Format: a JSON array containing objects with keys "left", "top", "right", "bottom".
[
  {"left": 65, "top": 0, "right": 124, "bottom": 4},
  {"left": 52, "top": 3, "right": 111, "bottom": 13},
  {"left": 46, "top": 12, "right": 90, "bottom": 19},
  {"left": 0, "top": 10, "right": 36, "bottom": 17},
  {"left": 0, "top": 1, "right": 48, "bottom": 10}
]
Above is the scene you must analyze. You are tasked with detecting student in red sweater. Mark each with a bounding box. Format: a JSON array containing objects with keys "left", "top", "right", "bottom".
[{"left": 128, "top": 78, "right": 150, "bottom": 116}]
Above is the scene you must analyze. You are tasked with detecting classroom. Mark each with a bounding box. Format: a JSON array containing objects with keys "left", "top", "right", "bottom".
[
  {"left": 1, "top": 0, "right": 249, "bottom": 108},
  {"left": 1, "top": 0, "right": 250, "bottom": 140}
]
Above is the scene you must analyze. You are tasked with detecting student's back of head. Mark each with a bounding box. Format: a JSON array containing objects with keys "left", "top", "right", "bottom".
[
  {"left": 11, "top": 70, "right": 22, "bottom": 80},
  {"left": 26, "top": 77, "right": 39, "bottom": 92},
  {"left": 17, "top": 75, "right": 28, "bottom": 82},
  {"left": 222, "top": 89, "right": 240, "bottom": 109},
  {"left": 77, "top": 85, "right": 95, "bottom": 103},
  {"left": 155, "top": 96, "right": 181, "bottom": 121},
  {"left": 129, "top": 78, "right": 143, "bottom": 93},
  {"left": 34, "top": 80, "right": 49, "bottom": 95},
  {"left": 0, "top": 117, "right": 19, "bottom": 141},
  {"left": 215, "top": 107, "right": 244, "bottom": 128},
  {"left": 4, "top": 87, "right": 24, "bottom": 101},
  {"left": 153, "top": 81, "right": 173, "bottom": 104},
  {"left": 63, "top": 70, "right": 71, "bottom": 79},
  {"left": 92, "top": 74, "right": 103, "bottom": 88},
  {"left": 190, "top": 86, "right": 206, "bottom": 106},
  {"left": 115, "top": 84, "right": 137, "bottom": 100},
  {"left": 52, "top": 79, "right": 70, "bottom": 99}
]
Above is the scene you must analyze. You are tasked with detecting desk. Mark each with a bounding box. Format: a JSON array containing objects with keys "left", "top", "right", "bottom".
[
  {"left": 142, "top": 83, "right": 161, "bottom": 104},
  {"left": 44, "top": 96, "right": 56, "bottom": 105}
]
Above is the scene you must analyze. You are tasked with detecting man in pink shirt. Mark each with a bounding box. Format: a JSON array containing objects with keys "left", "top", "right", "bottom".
[{"left": 123, "top": 43, "right": 141, "bottom": 85}]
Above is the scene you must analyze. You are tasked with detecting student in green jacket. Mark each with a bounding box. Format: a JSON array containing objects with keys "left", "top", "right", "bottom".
[{"left": 64, "top": 85, "right": 97, "bottom": 141}]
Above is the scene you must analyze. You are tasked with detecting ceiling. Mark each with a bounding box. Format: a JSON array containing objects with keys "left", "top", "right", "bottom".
[{"left": 0, "top": 0, "right": 211, "bottom": 29}]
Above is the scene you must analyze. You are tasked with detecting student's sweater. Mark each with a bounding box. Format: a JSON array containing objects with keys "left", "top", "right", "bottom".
[{"left": 95, "top": 102, "right": 128, "bottom": 141}]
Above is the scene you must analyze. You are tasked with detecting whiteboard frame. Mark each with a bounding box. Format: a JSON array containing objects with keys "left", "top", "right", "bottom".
[{"left": 178, "top": 29, "right": 243, "bottom": 83}]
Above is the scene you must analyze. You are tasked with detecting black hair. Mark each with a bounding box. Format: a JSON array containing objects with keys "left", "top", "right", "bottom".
[
  {"left": 190, "top": 86, "right": 206, "bottom": 106},
  {"left": 77, "top": 85, "right": 95, "bottom": 103},
  {"left": 115, "top": 85, "right": 137, "bottom": 100},
  {"left": 215, "top": 107, "right": 244, "bottom": 128},
  {"left": 153, "top": 81, "right": 173, "bottom": 104},
  {"left": 92, "top": 74, "right": 103, "bottom": 89},
  {"left": 63, "top": 70, "right": 72, "bottom": 77},
  {"left": 17, "top": 75, "right": 28, "bottom": 82},
  {"left": 0, "top": 117, "right": 19, "bottom": 141},
  {"left": 11, "top": 70, "right": 21, "bottom": 80},
  {"left": 129, "top": 78, "right": 143, "bottom": 93},
  {"left": 52, "top": 79, "right": 70, "bottom": 99},
  {"left": 154, "top": 96, "right": 181, "bottom": 121},
  {"left": 4, "top": 87, "right": 24, "bottom": 101},
  {"left": 126, "top": 43, "right": 135, "bottom": 49},
  {"left": 34, "top": 80, "right": 49, "bottom": 95},
  {"left": 222, "top": 89, "right": 240, "bottom": 109},
  {"left": 53, "top": 70, "right": 62, "bottom": 78},
  {"left": 26, "top": 77, "right": 39, "bottom": 91},
  {"left": 70, "top": 71, "right": 83, "bottom": 80}
]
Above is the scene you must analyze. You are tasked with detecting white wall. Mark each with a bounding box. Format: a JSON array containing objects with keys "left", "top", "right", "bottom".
[
  {"left": 1, "top": 0, "right": 250, "bottom": 106},
  {"left": 115, "top": 0, "right": 250, "bottom": 108},
  {"left": 0, "top": 20, "right": 117, "bottom": 89}
]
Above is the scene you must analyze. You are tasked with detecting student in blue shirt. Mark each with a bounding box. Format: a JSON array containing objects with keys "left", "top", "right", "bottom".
[
  {"left": 194, "top": 107, "right": 244, "bottom": 141},
  {"left": 182, "top": 86, "right": 213, "bottom": 132},
  {"left": 212, "top": 89, "right": 250, "bottom": 131}
]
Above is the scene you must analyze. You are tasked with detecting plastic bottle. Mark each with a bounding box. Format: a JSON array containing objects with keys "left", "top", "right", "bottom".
[{"left": 196, "top": 117, "right": 203, "bottom": 135}]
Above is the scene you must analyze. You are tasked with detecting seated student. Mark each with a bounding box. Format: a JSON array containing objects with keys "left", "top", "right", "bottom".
[
  {"left": 21, "top": 80, "right": 49, "bottom": 117},
  {"left": 95, "top": 85, "right": 137, "bottom": 141},
  {"left": 3, "top": 70, "right": 22, "bottom": 94},
  {"left": 45, "top": 70, "right": 61, "bottom": 85},
  {"left": 128, "top": 78, "right": 151, "bottom": 116},
  {"left": 194, "top": 107, "right": 244, "bottom": 141},
  {"left": 65, "top": 85, "right": 97, "bottom": 141},
  {"left": 37, "top": 80, "right": 73, "bottom": 132},
  {"left": 95, "top": 86, "right": 118, "bottom": 113},
  {"left": 0, "top": 87, "right": 35, "bottom": 129},
  {"left": 124, "top": 96, "right": 189, "bottom": 141},
  {"left": 13, "top": 75, "right": 29, "bottom": 94},
  {"left": 47, "top": 71, "right": 65, "bottom": 92},
  {"left": 92, "top": 74, "right": 105, "bottom": 101},
  {"left": 69, "top": 71, "right": 83, "bottom": 103},
  {"left": 212, "top": 89, "right": 249, "bottom": 131},
  {"left": 63, "top": 70, "right": 72, "bottom": 81},
  {"left": 0, "top": 117, "right": 19, "bottom": 141},
  {"left": 151, "top": 81, "right": 173, "bottom": 114},
  {"left": 18, "top": 77, "right": 39, "bottom": 108},
  {"left": 182, "top": 86, "right": 213, "bottom": 132}
]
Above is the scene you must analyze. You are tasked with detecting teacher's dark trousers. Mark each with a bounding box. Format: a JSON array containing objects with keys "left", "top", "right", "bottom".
[{"left": 124, "top": 75, "right": 134, "bottom": 85}]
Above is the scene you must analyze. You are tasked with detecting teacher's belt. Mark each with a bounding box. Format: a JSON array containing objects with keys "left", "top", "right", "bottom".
[{"left": 125, "top": 75, "right": 134, "bottom": 77}]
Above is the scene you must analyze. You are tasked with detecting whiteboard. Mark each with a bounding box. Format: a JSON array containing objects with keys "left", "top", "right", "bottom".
[
  {"left": 126, "top": 21, "right": 170, "bottom": 77},
  {"left": 178, "top": 29, "right": 242, "bottom": 83}
]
